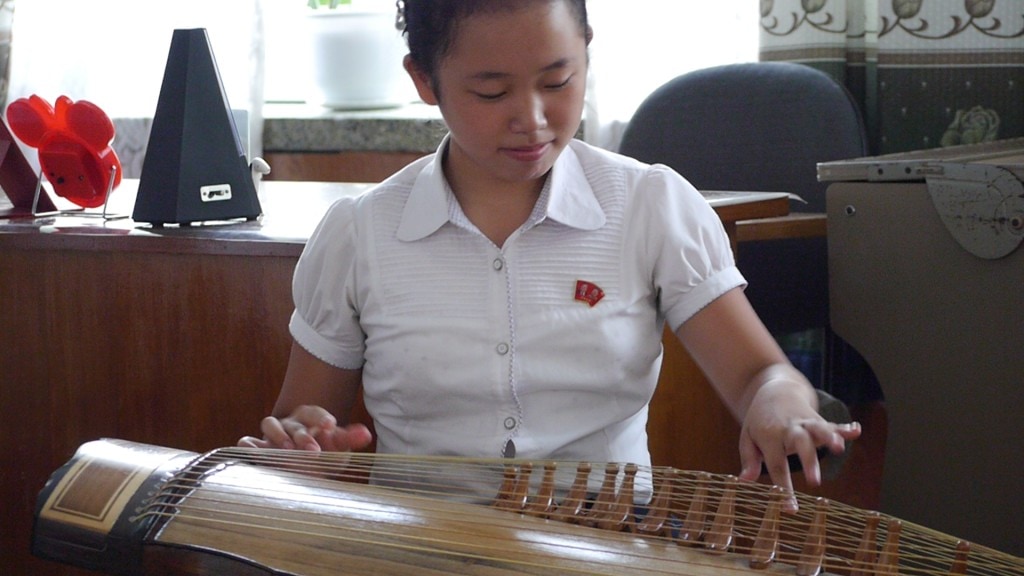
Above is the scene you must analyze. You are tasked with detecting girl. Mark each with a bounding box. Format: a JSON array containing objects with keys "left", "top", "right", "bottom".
[{"left": 239, "top": 0, "right": 861, "bottom": 509}]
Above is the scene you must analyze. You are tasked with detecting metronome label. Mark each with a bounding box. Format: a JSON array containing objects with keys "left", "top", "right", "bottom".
[{"left": 200, "top": 184, "right": 232, "bottom": 203}]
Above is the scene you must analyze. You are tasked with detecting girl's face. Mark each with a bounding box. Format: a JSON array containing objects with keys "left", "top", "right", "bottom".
[{"left": 406, "top": 1, "right": 588, "bottom": 193}]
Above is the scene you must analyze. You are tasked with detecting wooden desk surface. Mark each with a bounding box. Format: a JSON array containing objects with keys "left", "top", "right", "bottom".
[
  {"left": 0, "top": 181, "right": 791, "bottom": 253},
  {"left": 0, "top": 180, "right": 370, "bottom": 256},
  {"left": 0, "top": 180, "right": 790, "bottom": 259}
]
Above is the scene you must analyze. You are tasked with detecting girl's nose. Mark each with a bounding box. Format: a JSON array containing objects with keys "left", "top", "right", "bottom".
[{"left": 510, "top": 93, "right": 548, "bottom": 133}]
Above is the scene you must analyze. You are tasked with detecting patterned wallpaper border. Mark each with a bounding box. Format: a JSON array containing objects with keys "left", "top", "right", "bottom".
[
  {"left": 759, "top": 1, "right": 1023, "bottom": 153},
  {"left": 760, "top": 0, "right": 1024, "bottom": 52}
]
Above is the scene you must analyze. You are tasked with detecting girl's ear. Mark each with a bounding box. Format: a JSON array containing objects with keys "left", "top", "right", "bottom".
[{"left": 403, "top": 55, "right": 439, "bottom": 106}]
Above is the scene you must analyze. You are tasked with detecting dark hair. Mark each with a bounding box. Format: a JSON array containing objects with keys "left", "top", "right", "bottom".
[{"left": 397, "top": 0, "right": 589, "bottom": 88}]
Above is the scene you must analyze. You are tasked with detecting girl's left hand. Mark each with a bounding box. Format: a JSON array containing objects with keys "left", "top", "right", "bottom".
[{"left": 737, "top": 380, "right": 862, "bottom": 510}]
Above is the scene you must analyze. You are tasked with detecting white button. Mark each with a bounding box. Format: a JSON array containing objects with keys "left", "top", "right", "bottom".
[
  {"left": 503, "top": 417, "right": 517, "bottom": 430},
  {"left": 496, "top": 342, "right": 510, "bottom": 355},
  {"left": 492, "top": 258, "right": 504, "bottom": 271}
]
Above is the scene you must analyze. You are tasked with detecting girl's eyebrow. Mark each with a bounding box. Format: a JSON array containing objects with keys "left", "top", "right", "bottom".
[{"left": 467, "top": 58, "right": 573, "bottom": 81}]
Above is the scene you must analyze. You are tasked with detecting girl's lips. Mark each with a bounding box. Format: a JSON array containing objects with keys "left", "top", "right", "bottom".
[{"left": 503, "top": 142, "right": 551, "bottom": 162}]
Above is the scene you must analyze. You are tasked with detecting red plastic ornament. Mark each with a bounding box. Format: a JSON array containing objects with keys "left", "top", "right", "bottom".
[{"left": 6, "top": 95, "right": 122, "bottom": 208}]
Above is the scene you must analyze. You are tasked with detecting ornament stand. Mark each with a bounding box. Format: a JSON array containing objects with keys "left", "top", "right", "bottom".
[{"left": 30, "top": 164, "right": 127, "bottom": 220}]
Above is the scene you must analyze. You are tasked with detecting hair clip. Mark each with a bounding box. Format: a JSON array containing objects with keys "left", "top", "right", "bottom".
[{"left": 395, "top": 0, "right": 407, "bottom": 31}]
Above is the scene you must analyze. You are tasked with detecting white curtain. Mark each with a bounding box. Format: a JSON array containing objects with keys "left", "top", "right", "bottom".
[
  {"left": 7, "top": 0, "right": 264, "bottom": 177},
  {"left": 6, "top": 0, "right": 757, "bottom": 175},
  {"left": 262, "top": 0, "right": 760, "bottom": 152},
  {"left": 585, "top": 0, "right": 759, "bottom": 151}
]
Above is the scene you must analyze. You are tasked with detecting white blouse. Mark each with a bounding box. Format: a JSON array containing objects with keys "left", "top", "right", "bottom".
[{"left": 290, "top": 138, "right": 743, "bottom": 484}]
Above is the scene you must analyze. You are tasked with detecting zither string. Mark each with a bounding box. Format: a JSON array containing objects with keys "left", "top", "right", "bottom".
[{"left": 131, "top": 447, "right": 1022, "bottom": 576}]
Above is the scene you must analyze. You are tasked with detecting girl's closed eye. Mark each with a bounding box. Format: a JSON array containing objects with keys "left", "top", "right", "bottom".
[
  {"left": 467, "top": 77, "right": 510, "bottom": 101},
  {"left": 473, "top": 90, "right": 507, "bottom": 101},
  {"left": 472, "top": 75, "right": 574, "bottom": 100},
  {"left": 545, "top": 75, "right": 574, "bottom": 90}
]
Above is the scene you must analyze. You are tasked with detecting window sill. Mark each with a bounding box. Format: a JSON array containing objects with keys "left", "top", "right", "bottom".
[{"left": 262, "top": 102, "right": 447, "bottom": 154}]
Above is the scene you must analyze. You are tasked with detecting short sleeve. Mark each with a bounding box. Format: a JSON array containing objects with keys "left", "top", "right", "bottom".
[
  {"left": 289, "top": 196, "right": 368, "bottom": 369},
  {"left": 639, "top": 165, "right": 746, "bottom": 331}
]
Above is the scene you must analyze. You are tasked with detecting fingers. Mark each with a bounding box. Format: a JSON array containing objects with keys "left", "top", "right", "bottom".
[
  {"left": 279, "top": 406, "right": 340, "bottom": 450},
  {"left": 740, "top": 431, "right": 799, "bottom": 511},
  {"left": 737, "top": 433, "right": 765, "bottom": 482},
  {"left": 237, "top": 435, "right": 272, "bottom": 449},
  {"left": 833, "top": 421, "right": 863, "bottom": 445},
  {"left": 804, "top": 419, "right": 862, "bottom": 459},
  {"left": 242, "top": 405, "right": 373, "bottom": 453},
  {"left": 258, "top": 415, "right": 312, "bottom": 450},
  {"left": 741, "top": 418, "right": 862, "bottom": 512},
  {"left": 319, "top": 423, "right": 374, "bottom": 452},
  {"left": 790, "top": 433, "right": 823, "bottom": 488}
]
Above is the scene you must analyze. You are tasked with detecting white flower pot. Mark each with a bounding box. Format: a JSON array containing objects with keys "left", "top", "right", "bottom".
[{"left": 304, "top": 8, "right": 412, "bottom": 109}]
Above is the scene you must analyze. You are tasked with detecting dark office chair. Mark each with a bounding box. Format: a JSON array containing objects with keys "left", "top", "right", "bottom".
[
  {"left": 620, "top": 62, "right": 882, "bottom": 488},
  {"left": 619, "top": 61, "right": 869, "bottom": 389}
]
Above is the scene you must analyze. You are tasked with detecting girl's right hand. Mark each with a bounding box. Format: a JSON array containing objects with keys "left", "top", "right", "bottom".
[{"left": 237, "top": 404, "right": 373, "bottom": 452}]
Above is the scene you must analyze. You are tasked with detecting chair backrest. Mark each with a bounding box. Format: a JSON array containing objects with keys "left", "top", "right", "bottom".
[
  {"left": 618, "top": 62, "right": 867, "bottom": 214},
  {"left": 619, "top": 62, "right": 868, "bottom": 336}
]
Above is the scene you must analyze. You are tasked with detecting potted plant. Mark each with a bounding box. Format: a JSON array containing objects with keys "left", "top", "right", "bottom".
[{"left": 305, "top": 0, "right": 412, "bottom": 109}]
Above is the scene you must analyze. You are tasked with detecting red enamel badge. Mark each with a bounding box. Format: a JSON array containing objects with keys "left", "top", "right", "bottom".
[{"left": 575, "top": 280, "right": 605, "bottom": 307}]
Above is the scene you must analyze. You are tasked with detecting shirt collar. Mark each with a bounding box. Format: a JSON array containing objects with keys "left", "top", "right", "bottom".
[
  {"left": 397, "top": 137, "right": 606, "bottom": 242},
  {"left": 544, "top": 142, "right": 606, "bottom": 231},
  {"left": 396, "top": 138, "right": 451, "bottom": 242}
]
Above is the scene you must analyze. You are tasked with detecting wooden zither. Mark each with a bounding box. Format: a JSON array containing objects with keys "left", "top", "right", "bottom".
[{"left": 33, "top": 439, "right": 1023, "bottom": 575}]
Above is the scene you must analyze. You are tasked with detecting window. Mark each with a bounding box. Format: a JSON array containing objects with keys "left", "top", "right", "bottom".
[
  {"left": 585, "top": 1, "right": 759, "bottom": 149},
  {"left": 8, "top": 0, "right": 757, "bottom": 152}
]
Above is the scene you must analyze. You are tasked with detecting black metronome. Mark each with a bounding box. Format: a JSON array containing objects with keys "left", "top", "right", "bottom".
[{"left": 133, "top": 28, "right": 262, "bottom": 226}]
